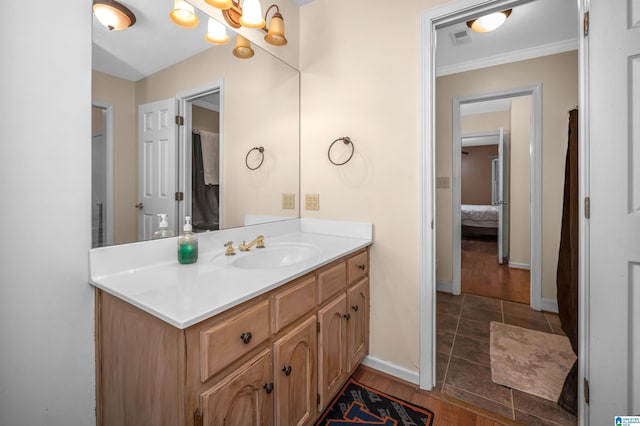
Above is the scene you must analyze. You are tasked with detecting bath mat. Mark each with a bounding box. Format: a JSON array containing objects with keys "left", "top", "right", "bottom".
[
  {"left": 315, "top": 377, "right": 434, "bottom": 425},
  {"left": 490, "top": 321, "right": 576, "bottom": 402}
]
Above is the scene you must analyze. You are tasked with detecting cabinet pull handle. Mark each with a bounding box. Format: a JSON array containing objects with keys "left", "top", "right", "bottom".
[
  {"left": 343, "top": 313, "right": 351, "bottom": 320},
  {"left": 351, "top": 305, "right": 359, "bottom": 312},
  {"left": 282, "top": 365, "right": 292, "bottom": 376},
  {"left": 263, "top": 383, "right": 274, "bottom": 394},
  {"left": 240, "top": 332, "right": 252, "bottom": 344},
  {"left": 358, "top": 264, "right": 366, "bottom": 271}
]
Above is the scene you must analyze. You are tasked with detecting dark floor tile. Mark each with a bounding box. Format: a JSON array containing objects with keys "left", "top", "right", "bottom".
[
  {"left": 436, "top": 353, "right": 449, "bottom": 392},
  {"left": 445, "top": 357, "right": 512, "bottom": 406},
  {"left": 515, "top": 410, "right": 566, "bottom": 425},
  {"left": 437, "top": 330, "right": 455, "bottom": 355},
  {"left": 451, "top": 334, "right": 491, "bottom": 366},
  {"left": 443, "top": 384, "right": 514, "bottom": 420},
  {"left": 461, "top": 304, "right": 504, "bottom": 322},
  {"left": 513, "top": 389, "right": 577, "bottom": 426},
  {"left": 463, "top": 294, "right": 502, "bottom": 311},
  {"left": 456, "top": 317, "right": 492, "bottom": 342},
  {"left": 503, "top": 301, "right": 550, "bottom": 322},
  {"left": 437, "top": 313, "right": 459, "bottom": 334},
  {"left": 438, "top": 298, "right": 463, "bottom": 316},
  {"left": 503, "top": 315, "right": 553, "bottom": 333},
  {"left": 437, "top": 291, "right": 463, "bottom": 304},
  {"left": 545, "top": 313, "right": 567, "bottom": 336}
]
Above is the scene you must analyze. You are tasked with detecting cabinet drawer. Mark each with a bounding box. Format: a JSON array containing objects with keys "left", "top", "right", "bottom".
[
  {"left": 200, "top": 300, "right": 270, "bottom": 382},
  {"left": 347, "top": 251, "right": 368, "bottom": 284},
  {"left": 271, "top": 276, "right": 316, "bottom": 334},
  {"left": 317, "top": 262, "right": 346, "bottom": 304}
]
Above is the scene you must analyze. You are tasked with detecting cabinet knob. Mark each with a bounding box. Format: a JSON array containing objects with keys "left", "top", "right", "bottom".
[
  {"left": 282, "top": 365, "right": 292, "bottom": 376},
  {"left": 240, "top": 332, "right": 252, "bottom": 344},
  {"left": 358, "top": 264, "right": 366, "bottom": 271},
  {"left": 343, "top": 313, "right": 351, "bottom": 320},
  {"left": 263, "top": 383, "right": 274, "bottom": 394},
  {"left": 351, "top": 305, "right": 359, "bottom": 312}
]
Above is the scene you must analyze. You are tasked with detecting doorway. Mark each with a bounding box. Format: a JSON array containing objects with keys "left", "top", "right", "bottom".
[{"left": 91, "top": 102, "right": 114, "bottom": 248}]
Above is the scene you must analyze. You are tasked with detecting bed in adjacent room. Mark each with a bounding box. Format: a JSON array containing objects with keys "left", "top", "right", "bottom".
[{"left": 461, "top": 204, "right": 499, "bottom": 239}]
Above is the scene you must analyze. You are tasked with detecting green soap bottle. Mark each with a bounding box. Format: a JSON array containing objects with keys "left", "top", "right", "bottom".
[{"left": 178, "top": 216, "right": 198, "bottom": 264}]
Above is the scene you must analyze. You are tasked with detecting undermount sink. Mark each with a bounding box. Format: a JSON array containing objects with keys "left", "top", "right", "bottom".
[{"left": 215, "top": 242, "right": 320, "bottom": 269}]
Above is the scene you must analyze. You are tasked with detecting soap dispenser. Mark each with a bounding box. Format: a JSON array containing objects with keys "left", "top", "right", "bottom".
[
  {"left": 178, "top": 216, "right": 198, "bottom": 264},
  {"left": 153, "top": 214, "right": 174, "bottom": 239}
]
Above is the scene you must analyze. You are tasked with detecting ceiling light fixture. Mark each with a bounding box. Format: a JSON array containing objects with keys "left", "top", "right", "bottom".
[
  {"left": 93, "top": 0, "right": 136, "bottom": 31},
  {"left": 232, "top": 34, "right": 255, "bottom": 59},
  {"left": 205, "top": 18, "right": 230, "bottom": 44},
  {"left": 170, "top": 0, "right": 200, "bottom": 28},
  {"left": 466, "top": 9, "right": 512, "bottom": 33}
]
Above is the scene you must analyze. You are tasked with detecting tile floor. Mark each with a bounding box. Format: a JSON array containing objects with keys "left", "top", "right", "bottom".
[{"left": 436, "top": 292, "right": 577, "bottom": 425}]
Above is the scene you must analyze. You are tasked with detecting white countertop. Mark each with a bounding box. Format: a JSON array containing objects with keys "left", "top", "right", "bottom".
[{"left": 89, "top": 219, "right": 372, "bottom": 329}]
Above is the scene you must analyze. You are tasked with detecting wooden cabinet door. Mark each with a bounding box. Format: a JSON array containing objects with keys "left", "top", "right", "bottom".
[
  {"left": 200, "top": 349, "right": 273, "bottom": 426},
  {"left": 347, "top": 278, "right": 369, "bottom": 372},
  {"left": 273, "top": 316, "right": 317, "bottom": 426},
  {"left": 317, "top": 293, "right": 348, "bottom": 411}
]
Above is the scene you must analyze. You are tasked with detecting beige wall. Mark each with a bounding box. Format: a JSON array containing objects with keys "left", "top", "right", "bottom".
[
  {"left": 192, "top": 105, "right": 219, "bottom": 134},
  {"left": 510, "top": 96, "right": 532, "bottom": 267},
  {"left": 461, "top": 111, "right": 510, "bottom": 134},
  {"left": 436, "top": 51, "right": 578, "bottom": 301},
  {"left": 92, "top": 71, "right": 137, "bottom": 244},
  {"left": 461, "top": 145, "right": 498, "bottom": 205},
  {"left": 300, "top": 0, "right": 449, "bottom": 372}
]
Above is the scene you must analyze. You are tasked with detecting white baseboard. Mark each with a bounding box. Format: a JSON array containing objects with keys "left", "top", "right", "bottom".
[
  {"left": 361, "top": 355, "right": 419, "bottom": 385},
  {"left": 508, "top": 262, "right": 531, "bottom": 270},
  {"left": 541, "top": 298, "right": 559, "bottom": 313},
  {"left": 436, "top": 280, "right": 452, "bottom": 293}
]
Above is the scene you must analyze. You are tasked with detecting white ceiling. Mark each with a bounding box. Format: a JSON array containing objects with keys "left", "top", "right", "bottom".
[{"left": 92, "top": 0, "right": 579, "bottom": 82}]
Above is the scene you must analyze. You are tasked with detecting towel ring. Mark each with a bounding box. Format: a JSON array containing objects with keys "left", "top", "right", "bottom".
[
  {"left": 245, "top": 146, "right": 265, "bottom": 170},
  {"left": 328, "top": 137, "right": 354, "bottom": 166}
]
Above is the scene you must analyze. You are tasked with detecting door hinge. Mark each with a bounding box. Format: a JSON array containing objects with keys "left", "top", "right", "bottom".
[
  {"left": 175, "top": 191, "right": 184, "bottom": 201},
  {"left": 583, "top": 11, "right": 589, "bottom": 37},
  {"left": 194, "top": 408, "right": 203, "bottom": 426},
  {"left": 585, "top": 197, "right": 590, "bottom": 219},
  {"left": 176, "top": 115, "right": 184, "bottom": 126},
  {"left": 584, "top": 378, "right": 590, "bottom": 404}
]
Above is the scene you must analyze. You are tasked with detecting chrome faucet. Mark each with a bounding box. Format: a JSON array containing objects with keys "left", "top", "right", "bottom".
[{"left": 239, "top": 235, "right": 265, "bottom": 251}]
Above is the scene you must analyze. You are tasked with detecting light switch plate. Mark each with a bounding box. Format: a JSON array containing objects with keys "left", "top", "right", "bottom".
[
  {"left": 305, "top": 194, "right": 320, "bottom": 211},
  {"left": 436, "top": 177, "right": 450, "bottom": 189},
  {"left": 281, "top": 193, "right": 295, "bottom": 210}
]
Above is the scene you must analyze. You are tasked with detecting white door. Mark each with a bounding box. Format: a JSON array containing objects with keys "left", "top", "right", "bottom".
[
  {"left": 587, "top": 0, "right": 640, "bottom": 422},
  {"left": 137, "top": 99, "right": 178, "bottom": 240},
  {"left": 497, "top": 128, "right": 509, "bottom": 264}
]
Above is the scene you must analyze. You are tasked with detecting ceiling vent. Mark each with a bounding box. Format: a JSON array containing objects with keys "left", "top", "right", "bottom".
[{"left": 450, "top": 28, "right": 471, "bottom": 45}]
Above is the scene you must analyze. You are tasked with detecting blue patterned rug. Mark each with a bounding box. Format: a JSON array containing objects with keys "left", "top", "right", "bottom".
[{"left": 316, "top": 378, "right": 434, "bottom": 426}]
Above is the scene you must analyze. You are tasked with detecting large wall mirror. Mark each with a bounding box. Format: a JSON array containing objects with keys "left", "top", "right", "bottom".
[{"left": 91, "top": 1, "right": 300, "bottom": 247}]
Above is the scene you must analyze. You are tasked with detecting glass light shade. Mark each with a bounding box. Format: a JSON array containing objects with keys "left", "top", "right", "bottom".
[
  {"left": 170, "top": 0, "right": 199, "bottom": 28},
  {"left": 468, "top": 11, "right": 509, "bottom": 33},
  {"left": 232, "top": 35, "right": 254, "bottom": 59},
  {"left": 205, "top": 0, "right": 233, "bottom": 10},
  {"left": 238, "top": 0, "right": 265, "bottom": 28},
  {"left": 205, "top": 18, "right": 230, "bottom": 44},
  {"left": 264, "top": 13, "right": 287, "bottom": 46},
  {"left": 93, "top": 1, "right": 136, "bottom": 31}
]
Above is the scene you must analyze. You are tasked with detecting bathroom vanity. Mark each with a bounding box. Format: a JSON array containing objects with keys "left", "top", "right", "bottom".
[{"left": 90, "top": 219, "right": 372, "bottom": 426}]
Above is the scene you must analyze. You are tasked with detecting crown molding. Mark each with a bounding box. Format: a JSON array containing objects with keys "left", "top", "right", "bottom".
[{"left": 436, "top": 37, "right": 578, "bottom": 77}]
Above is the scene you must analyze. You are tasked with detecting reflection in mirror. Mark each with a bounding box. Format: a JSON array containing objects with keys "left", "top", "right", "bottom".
[{"left": 91, "top": 2, "right": 300, "bottom": 247}]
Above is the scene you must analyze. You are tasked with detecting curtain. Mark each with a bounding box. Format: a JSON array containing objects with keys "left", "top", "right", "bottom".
[
  {"left": 192, "top": 132, "right": 220, "bottom": 231},
  {"left": 556, "top": 108, "right": 579, "bottom": 415}
]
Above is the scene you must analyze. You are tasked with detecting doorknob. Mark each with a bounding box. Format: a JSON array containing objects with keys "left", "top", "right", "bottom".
[{"left": 135, "top": 203, "right": 144, "bottom": 210}]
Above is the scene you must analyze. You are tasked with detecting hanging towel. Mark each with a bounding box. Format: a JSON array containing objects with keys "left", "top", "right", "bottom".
[{"left": 199, "top": 130, "right": 220, "bottom": 185}]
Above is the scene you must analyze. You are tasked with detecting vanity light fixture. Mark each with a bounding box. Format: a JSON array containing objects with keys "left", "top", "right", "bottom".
[
  {"left": 93, "top": 0, "right": 136, "bottom": 31},
  {"left": 263, "top": 5, "right": 287, "bottom": 46},
  {"left": 205, "top": 18, "right": 230, "bottom": 44},
  {"left": 170, "top": 0, "right": 200, "bottom": 28},
  {"left": 232, "top": 34, "right": 255, "bottom": 59},
  {"left": 466, "top": 9, "right": 512, "bottom": 33},
  {"left": 205, "top": 0, "right": 233, "bottom": 9},
  {"left": 209, "top": 0, "right": 287, "bottom": 46}
]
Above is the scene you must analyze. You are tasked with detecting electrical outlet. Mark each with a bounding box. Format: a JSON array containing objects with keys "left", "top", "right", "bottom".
[
  {"left": 436, "top": 177, "right": 450, "bottom": 189},
  {"left": 305, "top": 194, "right": 320, "bottom": 211},
  {"left": 281, "top": 193, "right": 295, "bottom": 210}
]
